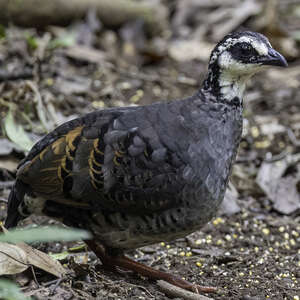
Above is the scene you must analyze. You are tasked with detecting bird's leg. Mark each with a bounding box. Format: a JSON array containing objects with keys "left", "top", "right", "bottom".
[
  {"left": 85, "top": 240, "right": 216, "bottom": 294},
  {"left": 84, "top": 240, "right": 118, "bottom": 272}
]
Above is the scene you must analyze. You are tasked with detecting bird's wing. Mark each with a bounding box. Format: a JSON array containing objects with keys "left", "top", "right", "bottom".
[{"left": 17, "top": 104, "right": 187, "bottom": 215}]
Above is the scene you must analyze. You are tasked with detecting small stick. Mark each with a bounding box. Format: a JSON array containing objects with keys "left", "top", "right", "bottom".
[
  {"left": 157, "top": 280, "right": 215, "bottom": 300},
  {"left": 287, "top": 128, "right": 300, "bottom": 147},
  {"left": 30, "top": 265, "right": 40, "bottom": 288},
  {"left": 49, "top": 278, "right": 63, "bottom": 295}
]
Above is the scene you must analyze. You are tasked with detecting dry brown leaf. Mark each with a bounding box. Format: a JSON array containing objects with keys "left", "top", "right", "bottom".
[
  {"left": 17, "top": 242, "right": 68, "bottom": 278},
  {"left": 0, "top": 157, "right": 19, "bottom": 171},
  {"left": 0, "top": 226, "right": 68, "bottom": 277},
  {"left": 256, "top": 155, "right": 300, "bottom": 214},
  {"left": 0, "top": 241, "right": 68, "bottom": 277},
  {"left": 0, "top": 242, "right": 28, "bottom": 275},
  {"left": 64, "top": 46, "right": 107, "bottom": 64}
]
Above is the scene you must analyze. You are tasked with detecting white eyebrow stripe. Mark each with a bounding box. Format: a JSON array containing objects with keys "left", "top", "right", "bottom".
[
  {"left": 237, "top": 36, "right": 252, "bottom": 44},
  {"left": 251, "top": 40, "right": 268, "bottom": 56},
  {"left": 236, "top": 36, "right": 269, "bottom": 56}
]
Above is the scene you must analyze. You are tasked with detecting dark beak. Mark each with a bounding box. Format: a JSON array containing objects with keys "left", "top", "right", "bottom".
[{"left": 260, "top": 48, "right": 288, "bottom": 67}]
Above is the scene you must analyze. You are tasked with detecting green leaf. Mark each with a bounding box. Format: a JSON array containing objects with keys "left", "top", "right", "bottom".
[
  {"left": 25, "top": 33, "right": 38, "bottom": 50},
  {"left": 49, "top": 251, "right": 70, "bottom": 261},
  {"left": 0, "top": 279, "right": 30, "bottom": 300},
  {"left": 0, "top": 227, "right": 92, "bottom": 244},
  {"left": 0, "top": 25, "right": 6, "bottom": 39},
  {"left": 3, "top": 109, "right": 34, "bottom": 152},
  {"left": 48, "top": 32, "right": 76, "bottom": 49}
]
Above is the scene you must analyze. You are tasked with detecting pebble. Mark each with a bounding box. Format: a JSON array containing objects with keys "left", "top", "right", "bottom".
[{"left": 262, "top": 228, "right": 270, "bottom": 235}]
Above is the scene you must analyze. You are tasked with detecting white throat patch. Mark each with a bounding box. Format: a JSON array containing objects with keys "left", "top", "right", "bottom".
[
  {"left": 217, "top": 51, "right": 263, "bottom": 101},
  {"left": 219, "top": 70, "right": 249, "bottom": 101}
]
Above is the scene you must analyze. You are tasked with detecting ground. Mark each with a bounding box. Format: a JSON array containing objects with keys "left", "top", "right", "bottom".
[{"left": 0, "top": 1, "right": 299, "bottom": 299}]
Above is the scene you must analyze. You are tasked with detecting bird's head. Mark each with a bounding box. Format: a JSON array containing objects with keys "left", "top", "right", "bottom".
[{"left": 204, "top": 31, "right": 288, "bottom": 102}]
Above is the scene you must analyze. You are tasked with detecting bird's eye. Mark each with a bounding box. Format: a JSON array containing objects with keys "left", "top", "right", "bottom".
[{"left": 239, "top": 43, "right": 253, "bottom": 56}]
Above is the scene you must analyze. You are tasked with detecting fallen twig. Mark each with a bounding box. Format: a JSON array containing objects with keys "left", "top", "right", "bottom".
[
  {"left": 26, "top": 81, "right": 52, "bottom": 132},
  {"left": 264, "top": 150, "right": 289, "bottom": 163},
  {"left": 287, "top": 128, "right": 300, "bottom": 147},
  {"left": 157, "top": 280, "right": 215, "bottom": 300},
  {"left": 49, "top": 278, "right": 64, "bottom": 295}
]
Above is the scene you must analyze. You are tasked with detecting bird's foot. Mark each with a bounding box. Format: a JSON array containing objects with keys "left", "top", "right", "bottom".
[{"left": 85, "top": 239, "right": 216, "bottom": 294}]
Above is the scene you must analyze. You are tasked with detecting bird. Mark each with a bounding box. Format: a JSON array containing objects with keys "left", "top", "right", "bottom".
[{"left": 5, "top": 31, "right": 287, "bottom": 293}]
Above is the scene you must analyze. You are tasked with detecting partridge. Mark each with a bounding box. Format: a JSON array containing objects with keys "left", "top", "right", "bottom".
[{"left": 5, "top": 31, "right": 287, "bottom": 293}]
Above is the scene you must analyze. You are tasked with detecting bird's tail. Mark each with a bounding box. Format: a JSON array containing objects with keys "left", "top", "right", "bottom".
[{"left": 5, "top": 179, "right": 28, "bottom": 229}]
